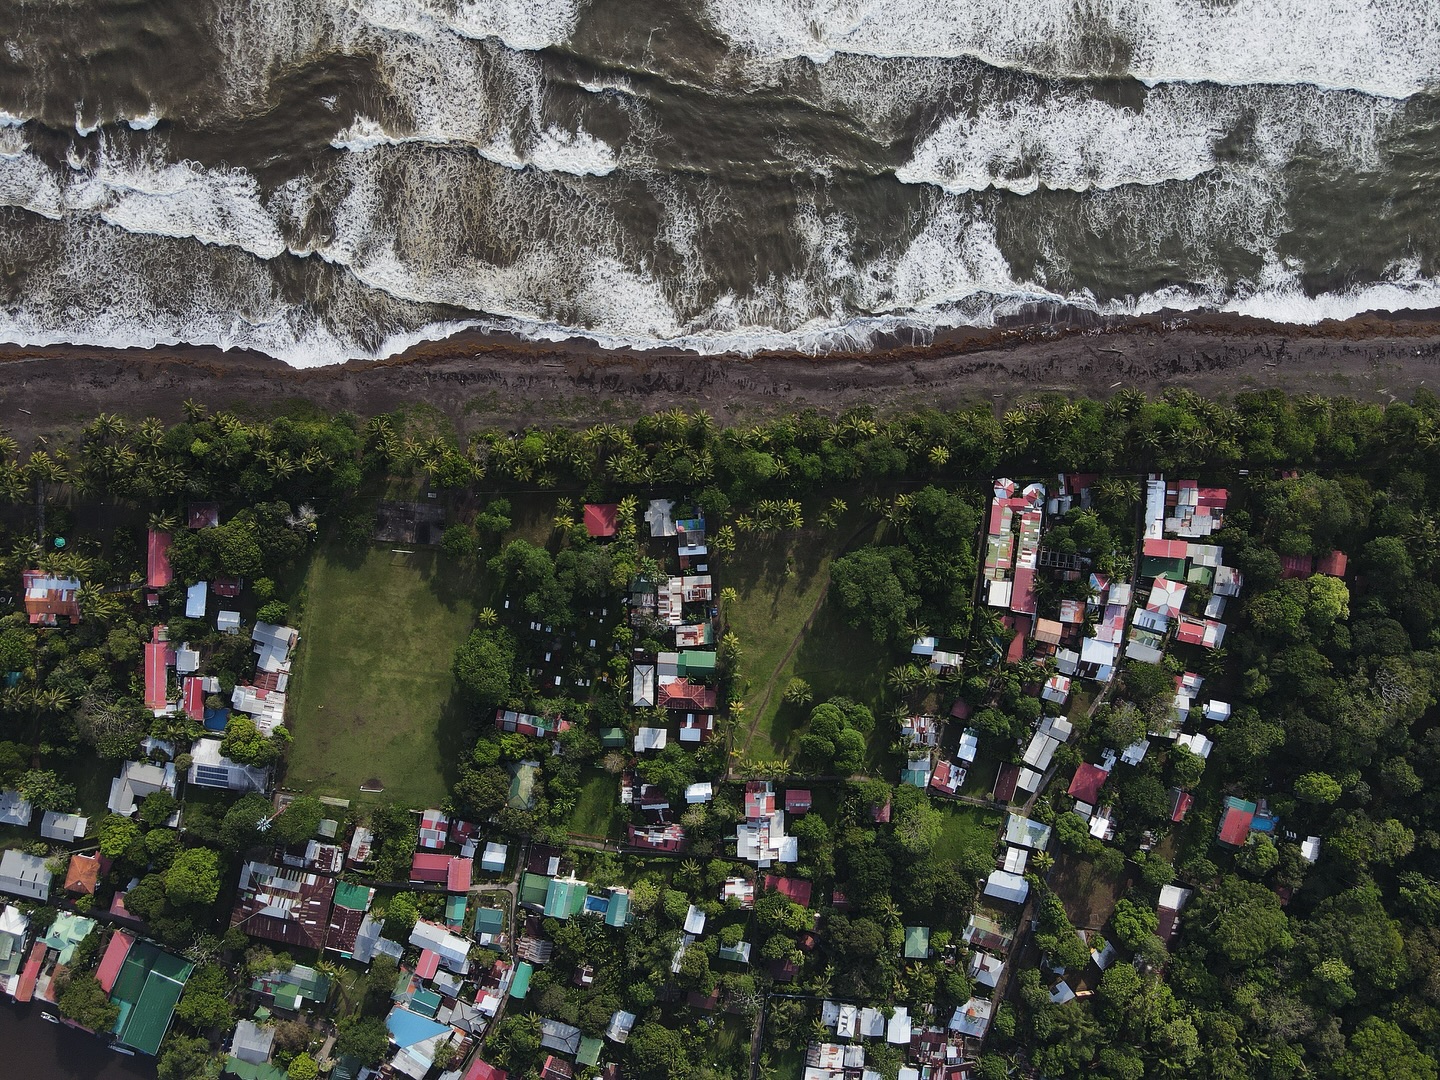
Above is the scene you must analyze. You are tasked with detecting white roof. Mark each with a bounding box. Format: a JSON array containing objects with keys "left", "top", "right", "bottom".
[
  {"left": 480, "top": 842, "right": 507, "bottom": 871},
  {"left": 684, "top": 783, "right": 713, "bottom": 804},
  {"left": 1049, "top": 981, "right": 1076, "bottom": 1004},
  {"left": 607, "top": 1010, "right": 637, "bottom": 1042},
  {"left": 949, "top": 996, "right": 994, "bottom": 1037},
  {"left": 1175, "top": 732, "right": 1213, "bottom": 759},
  {"left": 632, "top": 664, "right": 655, "bottom": 708},
  {"left": 1158, "top": 884, "right": 1193, "bottom": 912},
  {"left": 886, "top": 1006, "right": 911, "bottom": 1045},
  {"left": 1015, "top": 767, "right": 1044, "bottom": 793},
  {"left": 984, "top": 870, "right": 1029, "bottom": 904},
  {"left": 858, "top": 1007, "right": 885, "bottom": 1038},
  {"left": 969, "top": 951, "right": 1004, "bottom": 988},
  {"left": 185, "top": 581, "right": 208, "bottom": 618},
  {"left": 1204, "top": 700, "right": 1231, "bottom": 721},
  {"left": 409, "top": 920, "right": 470, "bottom": 973},
  {"left": 1120, "top": 739, "right": 1150, "bottom": 766},
  {"left": 1301, "top": 836, "right": 1322, "bottom": 863},
  {"left": 683, "top": 904, "right": 707, "bottom": 935},
  {"left": 1003, "top": 846, "right": 1029, "bottom": 874},
  {"left": 217, "top": 610, "right": 241, "bottom": 632},
  {"left": 645, "top": 500, "right": 676, "bottom": 537},
  {"left": 251, "top": 622, "right": 298, "bottom": 673},
  {"left": 1005, "top": 813, "right": 1052, "bottom": 850},
  {"left": 634, "top": 727, "right": 667, "bottom": 752}
]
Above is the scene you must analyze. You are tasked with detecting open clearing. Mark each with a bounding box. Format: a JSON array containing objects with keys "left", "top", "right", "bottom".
[
  {"left": 725, "top": 503, "right": 889, "bottom": 763},
  {"left": 285, "top": 544, "right": 481, "bottom": 805}
]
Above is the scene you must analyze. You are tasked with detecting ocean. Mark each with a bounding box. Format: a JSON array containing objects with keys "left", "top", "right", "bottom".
[{"left": 0, "top": 0, "right": 1437, "bottom": 367}]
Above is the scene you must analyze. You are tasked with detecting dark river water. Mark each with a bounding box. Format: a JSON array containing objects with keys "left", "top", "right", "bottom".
[
  {"left": 0, "top": 0, "right": 1438, "bottom": 365},
  {"left": 0, "top": 1002, "right": 154, "bottom": 1080}
]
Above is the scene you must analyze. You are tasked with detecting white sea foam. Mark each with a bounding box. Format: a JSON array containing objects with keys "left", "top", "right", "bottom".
[
  {"left": 349, "top": 0, "right": 583, "bottom": 51},
  {"left": 126, "top": 111, "right": 162, "bottom": 131},
  {"left": 702, "top": 0, "right": 1440, "bottom": 98}
]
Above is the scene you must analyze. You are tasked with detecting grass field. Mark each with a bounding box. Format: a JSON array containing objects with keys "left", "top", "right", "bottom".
[
  {"left": 285, "top": 544, "right": 482, "bottom": 805},
  {"left": 933, "top": 802, "right": 1004, "bottom": 865},
  {"left": 564, "top": 769, "right": 626, "bottom": 840},
  {"left": 725, "top": 505, "right": 891, "bottom": 762}
]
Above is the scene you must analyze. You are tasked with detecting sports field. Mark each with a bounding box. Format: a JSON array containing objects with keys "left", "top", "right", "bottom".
[{"left": 285, "top": 544, "right": 481, "bottom": 805}]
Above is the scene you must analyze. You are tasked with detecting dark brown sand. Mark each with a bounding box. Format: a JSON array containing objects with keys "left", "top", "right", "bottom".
[{"left": 3, "top": 307, "right": 1440, "bottom": 445}]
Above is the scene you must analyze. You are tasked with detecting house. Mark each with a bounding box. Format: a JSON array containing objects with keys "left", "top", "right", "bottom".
[
  {"left": 540, "top": 1057, "right": 575, "bottom": 1080},
  {"left": 634, "top": 727, "right": 667, "bottom": 753},
  {"left": 763, "top": 874, "right": 812, "bottom": 907},
  {"left": 0, "top": 851, "right": 49, "bottom": 902},
  {"left": 326, "top": 882, "right": 374, "bottom": 957},
  {"left": 418, "top": 809, "right": 449, "bottom": 850},
  {"left": 481, "top": 842, "right": 508, "bottom": 874},
  {"left": 685, "top": 783, "right": 713, "bottom": 805},
  {"left": 657, "top": 679, "right": 716, "bottom": 710},
  {"left": 645, "top": 499, "right": 677, "bottom": 538},
  {"left": 684, "top": 904, "right": 707, "bottom": 936},
  {"left": 678, "top": 712, "right": 714, "bottom": 743},
  {"left": 1002, "top": 846, "right": 1029, "bottom": 874},
  {"left": 63, "top": 853, "right": 99, "bottom": 896},
  {"left": 252, "top": 622, "right": 299, "bottom": 674},
  {"left": 543, "top": 878, "right": 589, "bottom": 920},
  {"left": 721, "top": 877, "right": 755, "bottom": 907},
  {"left": 187, "top": 737, "right": 270, "bottom": 792},
  {"left": 231, "top": 1019, "right": 276, "bottom": 1066},
  {"left": 410, "top": 920, "right": 472, "bottom": 974},
  {"left": 627, "top": 823, "right": 687, "bottom": 853},
  {"left": 631, "top": 664, "right": 656, "bottom": 707},
  {"left": 607, "top": 1009, "right": 637, "bottom": 1043},
  {"left": 495, "top": 709, "right": 570, "bottom": 739},
  {"left": 583, "top": 504, "right": 618, "bottom": 538},
  {"left": 0, "top": 906, "right": 29, "bottom": 996},
  {"left": 950, "top": 997, "right": 994, "bottom": 1038},
  {"left": 410, "top": 854, "right": 472, "bottom": 893},
  {"left": 21, "top": 570, "right": 81, "bottom": 626},
  {"left": 736, "top": 782, "right": 796, "bottom": 868},
  {"left": 1157, "top": 884, "right": 1193, "bottom": 945},
  {"left": 108, "top": 938, "right": 194, "bottom": 1055},
  {"left": 108, "top": 760, "right": 177, "bottom": 817},
  {"left": 1040, "top": 674, "right": 1071, "bottom": 705},
  {"left": 969, "top": 951, "right": 1004, "bottom": 989},
  {"left": 1217, "top": 796, "right": 1257, "bottom": 848},
  {"left": 146, "top": 530, "right": 174, "bottom": 590},
  {"left": 904, "top": 926, "right": 930, "bottom": 960},
  {"left": 217, "top": 610, "right": 241, "bottom": 634},
  {"left": 0, "top": 790, "right": 32, "bottom": 827},
  {"left": 984, "top": 870, "right": 1029, "bottom": 905},
  {"left": 929, "top": 760, "right": 965, "bottom": 797},
  {"left": 785, "top": 789, "right": 812, "bottom": 816},
  {"left": 1302, "top": 836, "right": 1322, "bottom": 863},
  {"left": 465, "top": 1062, "right": 508, "bottom": 1080},
  {"left": 540, "top": 1018, "right": 583, "bottom": 1057},
  {"left": 185, "top": 581, "right": 208, "bottom": 619},
  {"left": 1067, "top": 763, "right": 1108, "bottom": 807},
  {"left": 1004, "top": 813, "right": 1052, "bottom": 850},
  {"left": 230, "top": 862, "right": 335, "bottom": 951}
]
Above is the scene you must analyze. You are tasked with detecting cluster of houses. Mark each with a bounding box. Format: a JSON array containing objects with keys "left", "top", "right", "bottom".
[
  {"left": 620, "top": 500, "right": 720, "bottom": 854},
  {"left": 805, "top": 1001, "right": 969, "bottom": 1080}
]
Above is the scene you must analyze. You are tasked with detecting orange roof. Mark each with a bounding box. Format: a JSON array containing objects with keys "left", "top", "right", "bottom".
[
  {"left": 146, "top": 530, "right": 173, "bottom": 588},
  {"left": 14, "top": 940, "right": 44, "bottom": 1002},
  {"left": 143, "top": 642, "right": 168, "bottom": 711},
  {"left": 64, "top": 853, "right": 100, "bottom": 895}
]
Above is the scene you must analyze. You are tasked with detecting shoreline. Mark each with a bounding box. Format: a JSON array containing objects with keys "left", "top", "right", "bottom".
[{"left": 3, "top": 306, "right": 1440, "bottom": 445}]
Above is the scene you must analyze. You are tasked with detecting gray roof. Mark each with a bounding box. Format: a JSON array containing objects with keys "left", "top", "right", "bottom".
[
  {"left": 0, "top": 850, "right": 50, "bottom": 902},
  {"left": 231, "top": 1020, "right": 275, "bottom": 1065},
  {"left": 39, "top": 811, "right": 87, "bottom": 842},
  {"left": 540, "top": 1018, "right": 582, "bottom": 1056}
]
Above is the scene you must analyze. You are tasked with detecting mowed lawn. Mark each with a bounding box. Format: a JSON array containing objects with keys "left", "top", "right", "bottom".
[
  {"left": 933, "top": 802, "right": 1004, "bottom": 865},
  {"left": 285, "top": 545, "right": 482, "bottom": 805},
  {"left": 725, "top": 505, "right": 890, "bottom": 762}
]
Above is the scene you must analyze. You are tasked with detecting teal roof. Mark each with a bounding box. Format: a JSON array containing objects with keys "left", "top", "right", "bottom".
[
  {"left": 410, "top": 988, "right": 442, "bottom": 1018},
  {"left": 508, "top": 761, "right": 539, "bottom": 810},
  {"left": 333, "top": 882, "right": 372, "bottom": 912},
  {"left": 544, "top": 878, "right": 589, "bottom": 919},
  {"left": 600, "top": 727, "right": 627, "bottom": 748},
  {"left": 43, "top": 912, "right": 96, "bottom": 965},
  {"left": 445, "top": 894, "right": 467, "bottom": 927},
  {"left": 510, "top": 961, "right": 533, "bottom": 1000},
  {"left": 386, "top": 1005, "right": 449, "bottom": 1048},
  {"left": 904, "top": 926, "right": 931, "bottom": 960},
  {"left": 474, "top": 907, "right": 505, "bottom": 934},
  {"left": 605, "top": 891, "right": 631, "bottom": 928}
]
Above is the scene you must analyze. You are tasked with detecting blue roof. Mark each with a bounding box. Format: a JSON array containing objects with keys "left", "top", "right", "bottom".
[{"left": 386, "top": 1006, "right": 450, "bottom": 1048}]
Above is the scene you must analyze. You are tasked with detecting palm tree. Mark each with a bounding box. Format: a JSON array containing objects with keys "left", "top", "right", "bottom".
[
  {"left": 78, "top": 585, "right": 121, "bottom": 626},
  {"left": 887, "top": 665, "right": 919, "bottom": 696},
  {"left": 182, "top": 399, "right": 208, "bottom": 422}
]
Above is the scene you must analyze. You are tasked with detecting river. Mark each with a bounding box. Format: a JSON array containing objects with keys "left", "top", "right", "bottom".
[{"left": 0, "top": 1001, "right": 155, "bottom": 1080}]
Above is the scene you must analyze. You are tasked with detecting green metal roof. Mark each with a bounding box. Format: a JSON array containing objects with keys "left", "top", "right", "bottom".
[
  {"left": 544, "top": 878, "right": 589, "bottom": 919},
  {"left": 474, "top": 907, "right": 505, "bottom": 933},
  {"left": 577, "top": 1036, "right": 603, "bottom": 1067},
  {"left": 600, "top": 726, "right": 628, "bottom": 747},
  {"left": 445, "top": 894, "right": 467, "bottom": 926},
  {"left": 508, "top": 761, "right": 540, "bottom": 810},
  {"left": 224, "top": 1061, "right": 288, "bottom": 1080},
  {"left": 678, "top": 651, "right": 717, "bottom": 675},
  {"left": 519, "top": 872, "right": 550, "bottom": 907},
  {"left": 510, "top": 961, "right": 533, "bottom": 999},
  {"left": 1141, "top": 555, "right": 1187, "bottom": 582},
  {"left": 110, "top": 939, "right": 194, "bottom": 1056},
  {"left": 333, "top": 882, "right": 372, "bottom": 912},
  {"left": 604, "top": 891, "right": 631, "bottom": 928},
  {"left": 903, "top": 926, "right": 931, "bottom": 960},
  {"left": 410, "top": 988, "right": 442, "bottom": 1018}
]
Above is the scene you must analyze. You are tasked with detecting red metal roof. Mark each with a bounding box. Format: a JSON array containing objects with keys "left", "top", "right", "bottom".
[
  {"left": 993, "top": 763, "right": 1021, "bottom": 803},
  {"left": 582, "top": 503, "right": 618, "bottom": 537},
  {"left": 143, "top": 641, "right": 168, "bottom": 711},
  {"left": 1280, "top": 554, "right": 1314, "bottom": 579},
  {"left": 1317, "top": 550, "right": 1348, "bottom": 577},
  {"left": 763, "top": 875, "right": 813, "bottom": 907},
  {"left": 464, "top": 1061, "right": 508, "bottom": 1080},
  {"left": 410, "top": 853, "right": 451, "bottom": 884},
  {"left": 1011, "top": 568, "right": 1037, "bottom": 615},
  {"left": 146, "top": 530, "right": 173, "bottom": 589},
  {"left": 658, "top": 680, "right": 716, "bottom": 710},
  {"left": 96, "top": 931, "right": 134, "bottom": 994},
  {"left": 447, "top": 857, "right": 473, "bottom": 894},
  {"left": 1143, "top": 538, "right": 1188, "bottom": 558},
  {"left": 1170, "top": 791, "right": 1194, "bottom": 823},
  {"left": 949, "top": 699, "right": 973, "bottom": 720},
  {"left": 182, "top": 676, "right": 205, "bottom": 721},
  {"left": 784, "top": 789, "right": 812, "bottom": 813},
  {"left": 1067, "top": 764, "right": 1108, "bottom": 806},
  {"left": 1218, "top": 806, "right": 1254, "bottom": 847},
  {"left": 415, "top": 948, "right": 440, "bottom": 980},
  {"left": 14, "top": 940, "right": 44, "bottom": 1002}
]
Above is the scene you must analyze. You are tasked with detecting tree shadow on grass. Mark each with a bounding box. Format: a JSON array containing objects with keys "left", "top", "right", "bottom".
[{"left": 436, "top": 687, "right": 478, "bottom": 794}]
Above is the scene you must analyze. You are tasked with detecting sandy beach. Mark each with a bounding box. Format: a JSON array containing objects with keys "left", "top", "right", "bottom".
[{"left": 3, "top": 308, "right": 1440, "bottom": 445}]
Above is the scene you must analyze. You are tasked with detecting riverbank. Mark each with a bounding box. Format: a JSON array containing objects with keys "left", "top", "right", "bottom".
[{"left": 3, "top": 308, "right": 1440, "bottom": 445}]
